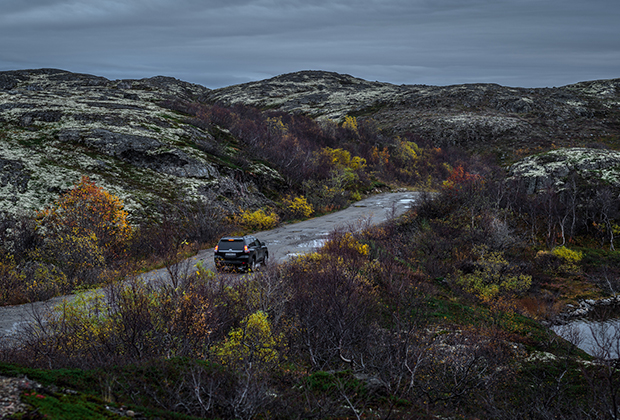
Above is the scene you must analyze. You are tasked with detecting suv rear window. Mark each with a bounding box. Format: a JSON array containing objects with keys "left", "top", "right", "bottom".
[{"left": 218, "top": 239, "right": 244, "bottom": 251}]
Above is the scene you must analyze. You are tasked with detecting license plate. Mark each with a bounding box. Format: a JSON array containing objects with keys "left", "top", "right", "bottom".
[{"left": 225, "top": 253, "right": 236, "bottom": 257}]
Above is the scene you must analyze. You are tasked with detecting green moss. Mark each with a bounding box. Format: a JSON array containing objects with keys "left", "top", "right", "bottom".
[
  {"left": 424, "top": 296, "right": 552, "bottom": 345},
  {"left": 579, "top": 247, "right": 620, "bottom": 268},
  {"left": 17, "top": 136, "right": 49, "bottom": 148},
  {"left": 305, "top": 370, "right": 366, "bottom": 396},
  {"left": 20, "top": 391, "right": 123, "bottom": 420}
]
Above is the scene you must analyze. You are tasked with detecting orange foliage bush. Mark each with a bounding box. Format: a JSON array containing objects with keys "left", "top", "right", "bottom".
[{"left": 37, "top": 176, "right": 132, "bottom": 261}]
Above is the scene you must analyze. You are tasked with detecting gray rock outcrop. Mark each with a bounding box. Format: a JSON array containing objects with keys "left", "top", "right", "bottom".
[
  {"left": 0, "top": 69, "right": 278, "bottom": 218},
  {"left": 509, "top": 147, "right": 620, "bottom": 194}
]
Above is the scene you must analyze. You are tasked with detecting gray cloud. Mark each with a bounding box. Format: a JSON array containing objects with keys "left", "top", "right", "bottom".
[{"left": 0, "top": 0, "right": 618, "bottom": 88}]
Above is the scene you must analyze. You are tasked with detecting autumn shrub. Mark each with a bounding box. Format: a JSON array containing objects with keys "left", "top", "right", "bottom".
[
  {"left": 302, "top": 178, "right": 350, "bottom": 213},
  {"left": 214, "top": 310, "right": 282, "bottom": 369},
  {"left": 33, "top": 176, "right": 133, "bottom": 291},
  {"left": 20, "top": 261, "right": 70, "bottom": 302},
  {"left": 282, "top": 195, "right": 314, "bottom": 219},
  {"left": 235, "top": 208, "right": 279, "bottom": 231},
  {"left": 455, "top": 245, "right": 532, "bottom": 302},
  {"left": 341, "top": 115, "right": 359, "bottom": 133},
  {"left": 552, "top": 246, "right": 583, "bottom": 264},
  {"left": 321, "top": 231, "right": 370, "bottom": 261},
  {"left": 37, "top": 176, "right": 132, "bottom": 260},
  {"left": 42, "top": 230, "right": 106, "bottom": 284},
  {"left": 0, "top": 254, "right": 69, "bottom": 306}
]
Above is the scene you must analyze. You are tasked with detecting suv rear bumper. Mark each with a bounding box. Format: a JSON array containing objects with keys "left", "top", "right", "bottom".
[{"left": 214, "top": 254, "right": 250, "bottom": 268}]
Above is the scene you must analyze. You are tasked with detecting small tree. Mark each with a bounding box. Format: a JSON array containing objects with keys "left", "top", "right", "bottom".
[
  {"left": 37, "top": 176, "right": 132, "bottom": 260},
  {"left": 36, "top": 176, "right": 132, "bottom": 284}
]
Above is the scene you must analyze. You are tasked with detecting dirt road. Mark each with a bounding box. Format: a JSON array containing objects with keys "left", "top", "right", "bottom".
[{"left": 0, "top": 191, "right": 420, "bottom": 339}]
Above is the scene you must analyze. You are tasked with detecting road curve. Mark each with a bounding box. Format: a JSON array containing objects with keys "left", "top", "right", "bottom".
[{"left": 0, "top": 191, "right": 420, "bottom": 339}]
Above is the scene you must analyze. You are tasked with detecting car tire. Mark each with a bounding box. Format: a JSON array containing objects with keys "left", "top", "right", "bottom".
[
  {"left": 262, "top": 254, "right": 269, "bottom": 267},
  {"left": 248, "top": 258, "right": 256, "bottom": 272}
]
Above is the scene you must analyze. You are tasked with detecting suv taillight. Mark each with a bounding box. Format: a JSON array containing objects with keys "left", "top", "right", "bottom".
[
  {"left": 243, "top": 245, "right": 249, "bottom": 253},
  {"left": 214, "top": 245, "right": 219, "bottom": 252}
]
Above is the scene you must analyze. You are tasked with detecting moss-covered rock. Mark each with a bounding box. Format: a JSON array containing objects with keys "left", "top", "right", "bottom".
[
  {"left": 508, "top": 147, "right": 620, "bottom": 194},
  {"left": 0, "top": 69, "right": 279, "bottom": 219}
]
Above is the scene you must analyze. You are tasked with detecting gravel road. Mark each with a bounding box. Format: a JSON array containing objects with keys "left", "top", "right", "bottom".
[{"left": 0, "top": 191, "right": 421, "bottom": 340}]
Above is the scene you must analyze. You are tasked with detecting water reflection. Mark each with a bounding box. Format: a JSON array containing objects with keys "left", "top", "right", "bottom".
[
  {"left": 551, "top": 319, "right": 620, "bottom": 359},
  {"left": 551, "top": 304, "right": 620, "bottom": 359},
  {"left": 297, "top": 239, "right": 327, "bottom": 249}
]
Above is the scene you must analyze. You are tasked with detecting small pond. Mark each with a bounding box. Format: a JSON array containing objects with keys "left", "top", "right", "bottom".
[{"left": 550, "top": 303, "right": 620, "bottom": 359}]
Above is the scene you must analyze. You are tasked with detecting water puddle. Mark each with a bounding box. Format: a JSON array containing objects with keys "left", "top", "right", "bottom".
[
  {"left": 297, "top": 239, "right": 327, "bottom": 249},
  {"left": 551, "top": 319, "right": 620, "bottom": 358},
  {"left": 551, "top": 303, "right": 620, "bottom": 358},
  {"left": 399, "top": 198, "right": 416, "bottom": 209}
]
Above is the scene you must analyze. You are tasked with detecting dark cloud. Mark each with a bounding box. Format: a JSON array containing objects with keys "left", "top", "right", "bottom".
[{"left": 0, "top": 0, "right": 618, "bottom": 88}]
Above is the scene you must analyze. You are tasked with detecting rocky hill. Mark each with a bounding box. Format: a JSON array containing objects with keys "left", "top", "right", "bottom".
[
  {"left": 1, "top": 68, "right": 619, "bottom": 219},
  {"left": 0, "top": 69, "right": 280, "bottom": 219},
  {"left": 210, "top": 71, "right": 620, "bottom": 159}
]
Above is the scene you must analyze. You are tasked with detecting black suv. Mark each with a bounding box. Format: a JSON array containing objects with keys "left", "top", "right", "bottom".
[{"left": 214, "top": 236, "right": 269, "bottom": 272}]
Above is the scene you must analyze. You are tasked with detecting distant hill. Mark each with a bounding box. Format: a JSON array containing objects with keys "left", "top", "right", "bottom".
[{"left": 210, "top": 70, "right": 620, "bottom": 159}]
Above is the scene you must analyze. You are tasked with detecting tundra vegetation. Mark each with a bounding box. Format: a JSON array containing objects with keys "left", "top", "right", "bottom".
[{"left": 2, "top": 98, "right": 620, "bottom": 419}]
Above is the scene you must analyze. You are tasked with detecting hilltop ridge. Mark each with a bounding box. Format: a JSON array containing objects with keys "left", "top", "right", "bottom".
[{"left": 211, "top": 70, "right": 620, "bottom": 155}]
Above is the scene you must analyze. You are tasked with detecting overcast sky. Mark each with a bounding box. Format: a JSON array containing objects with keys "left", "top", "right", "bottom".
[{"left": 1, "top": 0, "right": 618, "bottom": 89}]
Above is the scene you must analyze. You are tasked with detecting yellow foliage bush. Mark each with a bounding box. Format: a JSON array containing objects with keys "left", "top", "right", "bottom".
[
  {"left": 283, "top": 195, "right": 314, "bottom": 219},
  {"left": 53, "top": 229, "right": 105, "bottom": 272},
  {"left": 24, "top": 262, "right": 69, "bottom": 302},
  {"left": 394, "top": 139, "right": 419, "bottom": 164},
  {"left": 0, "top": 253, "right": 71, "bottom": 305},
  {"left": 215, "top": 310, "right": 281, "bottom": 368},
  {"left": 323, "top": 232, "right": 370, "bottom": 257},
  {"left": 545, "top": 246, "right": 583, "bottom": 273},
  {"left": 51, "top": 291, "right": 115, "bottom": 353},
  {"left": 319, "top": 147, "right": 366, "bottom": 171},
  {"left": 342, "top": 115, "right": 358, "bottom": 133},
  {"left": 551, "top": 246, "right": 583, "bottom": 264},
  {"left": 457, "top": 246, "right": 531, "bottom": 301},
  {"left": 236, "top": 208, "right": 279, "bottom": 231}
]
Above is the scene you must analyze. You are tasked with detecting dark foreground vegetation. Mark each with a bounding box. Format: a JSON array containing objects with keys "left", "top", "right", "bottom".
[{"left": 2, "top": 100, "right": 620, "bottom": 419}]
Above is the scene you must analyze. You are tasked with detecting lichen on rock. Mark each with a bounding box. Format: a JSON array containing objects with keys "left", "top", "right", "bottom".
[
  {"left": 509, "top": 147, "right": 620, "bottom": 194},
  {"left": 0, "top": 69, "right": 276, "bottom": 218}
]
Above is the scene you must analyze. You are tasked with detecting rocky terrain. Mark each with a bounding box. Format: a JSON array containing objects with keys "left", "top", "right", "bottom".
[
  {"left": 1, "top": 68, "right": 619, "bottom": 218},
  {"left": 211, "top": 71, "right": 620, "bottom": 160},
  {"left": 509, "top": 147, "right": 620, "bottom": 194},
  {"left": 0, "top": 69, "right": 280, "bottom": 219}
]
